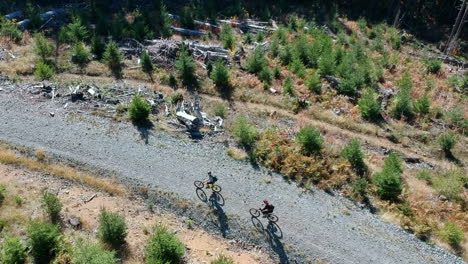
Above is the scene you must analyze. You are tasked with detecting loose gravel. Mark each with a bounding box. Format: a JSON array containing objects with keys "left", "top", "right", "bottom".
[{"left": 0, "top": 89, "right": 465, "bottom": 264}]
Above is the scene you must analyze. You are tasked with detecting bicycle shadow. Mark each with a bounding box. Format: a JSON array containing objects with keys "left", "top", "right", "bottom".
[
  {"left": 208, "top": 192, "right": 229, "bottom": 238},
  {"left": 250, "top": 217, "right": 289, "bottom": 264}
]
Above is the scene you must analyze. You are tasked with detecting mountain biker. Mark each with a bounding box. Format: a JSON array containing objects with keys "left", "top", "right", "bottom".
[
  {"left": 206, "top": 171, "right": 218, "bottom": 189},
  {"left": 260, "top": 200, "right": 274, "bottom": 215}
]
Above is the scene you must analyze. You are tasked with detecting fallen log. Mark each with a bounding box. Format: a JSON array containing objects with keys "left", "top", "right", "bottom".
[
  {"left": 325, "top": 75, "right": 340, "bottom": 88},
  {"left": 5, "top": 11, "right": 23, "bottom": 20},
  {"left": 171, "top": 27, "right": 205, "bottom": 36}
]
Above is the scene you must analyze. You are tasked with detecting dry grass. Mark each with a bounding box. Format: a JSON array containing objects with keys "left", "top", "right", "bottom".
[
  {"left": 226, "top": 147, "right": 247, "bottom": 160},
  {"left": 0, "top": 147, "right": 125, "bottom": 195}
]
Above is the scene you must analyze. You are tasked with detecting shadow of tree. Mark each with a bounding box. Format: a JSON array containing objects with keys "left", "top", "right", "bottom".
[{"left": 132, "top": 119, "right": 154, "bottom": 144}]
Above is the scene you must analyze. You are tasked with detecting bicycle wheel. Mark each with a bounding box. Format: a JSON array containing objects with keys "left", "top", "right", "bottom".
[
  {"left": 194, "top": 181, "right": 204, "bottom": 189},
  {"left": 268, "top": 214, "right": 279, "bottom": 223},
  {"left": 250, "top": 208, "right": 261, "bottom": 217},
  {"left": 212, "top": 185, "right": 222, "bottom": 192}
]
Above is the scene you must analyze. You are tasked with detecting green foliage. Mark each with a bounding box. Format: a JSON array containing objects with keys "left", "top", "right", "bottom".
[
  {"left": 305, "top": 71, "right": 321, "bottom": 94},
  {"left": 41, "top": 190, "right": 62, "bottom": 222},
  {"left": 221, "top": 24, "right": 235, "bottom": 50},
  {"left": 352, "top": 178, "right": 368, "bottom": 201},
  {"left": 417, "top": 170, "right": 432, "bottom": 182},
  {"left": 0, "top": 184, "right": 5, "bottom": 205},
  {"left": 283, "top": 76, "right": 294, "bottom": 96},
  {"left": 180, "top": 6, "right": 195, "bottom": 29},
  {"left": 27, "top": 221, "right": 61, "bottom": 261},
  {"left": 296, "top": 126, "right": 323, "bottom": 155},
  {"left": 279, "top": 45, "right": 293, "bottom": 66},
  {"left": 175, "top": 47, "right": 198, "bottom": 89},
  {"left": 14, "top": 195, "right": 23, "bottom": 207},
  {"left": 91, "top": 36, "right": 105, "bottom": 60},
  {"left": 432, "top": 171, "right": 465, "bottom": 201},
  {"left": 318, "top": 52, "right": 336, "bottom": 77},
  {"left": 26, "top": 1, "right": 42, "bottom": 30},
  {"left": 34, "top": 62, "right": 55, "bottom": 81},
  {"left": 391, "top": 72, "right": 414, "bottom": 120},
  {"left": 246, "top": 47, "right": 267, "bottom": 74},
  {"left": 384, "top": 153, "right": 403, "bottom": 173},
  {"left": 140, "top": 50, "right": 154, "bottom": 77},
  {"left": 358, "top": 89, "right": 381, "bottom": 122},
  {"left": 243, "top": 32, "right": 253, "bottom": 44},
  {"left": 0, "top": 17, "right": 22, "bottom": 42},
  {"left": 231, "top": 115, "right": 258, "bottom": 149},
  {"left": 72, "top": 42, "right": 91, "bottom": 70},
  {"left": 66, "top": 17, "right": 89, "bottom": 43},
  {"left": 289, "top": 56, "right": 305, "bottom": 78},
  {"left": 259, "top": 67, "right": 272, "bottom": 85},
  {"left": 34, "top": 33, "right": 54, "bottom": 63},
  {"left": 414, "top": 95, "right": 430, "bottom": 115},
  {"left": 386, "top": 27, "right": 401, "bottom": 50},
  {"left": 398, "top": 201, "right": 413, "bottom": 217},
  {"left": 157, "top": 2, "right": 173, "bottom": 37},
  {"left": 168, "top": 73, "right": 177, "bottom": 89},
  {"left": 168, "top": 93, "right": 183, "bottom": 105},
  {"left": 145, "top": 225, "right": 185, "bottom": 264},
  {"left": 441, "top": 222, "right": 464, "bottom": 247},
  {"left": 0, "top": 236, "right": 27, "bottom": 264},
  {"left": 213, "top": 103, "right": 227, "bottom": 118},
  {"left": 211, "top": 255, "right": 235, "bottom": 264},
  {"left": 98, "top": 209, "right": 128, "bottom": 249},
  {"left": 211, "top": 60, "right": 231, "bottom": 94},
  {"left": 342, "top": 138, "right": 366, "bottom": 175},
  {"left": 255, "top": 31, "right": 265, "bottom": 42},
  {"left": 373, "top": 154, "right": 403, "bottom": 200},
  {"left": 423, "top": 57, "right": 442, "bottom": 74},
  {"left": 103, "top": 41, "right": 123, "bottom": 78},
  {"left": 269, "top": 38, "right": 280, "bottom": 58},
  {"left": 446, "top": 106, "right": 467, "bottom": 130},
  {"left": 439, "top": 132, "right": 456, "bottom": 155},
  {"left": 128, "top": 95, "right": 151, "bottom": 123},
  {"left": 448, "top": 74, "right": 468, "bottom": 94},
  {"left": 368, "top": 24, "right": 385, "bottom": 39},
  {"left": 357, "top": 17, "right": 367, "bottom": 32},
  {"left": 72, "top": 240, "right": 117, "bottom": 264},
  {"left": 273, "top": 65, "right": 281, "bottom": 79}
]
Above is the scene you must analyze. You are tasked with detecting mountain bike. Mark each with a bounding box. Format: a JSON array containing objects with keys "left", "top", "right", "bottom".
[
  {"left": 194, "top": 180, "right": 222, "bottom": 192},
  {"left": 249, "top": 208, "right": 279, "bottom": 223}
]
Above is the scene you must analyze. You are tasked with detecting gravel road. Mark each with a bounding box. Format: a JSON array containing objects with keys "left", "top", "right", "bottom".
[{"left": 0, "top": 92, "right": 464, "bottom": 264}]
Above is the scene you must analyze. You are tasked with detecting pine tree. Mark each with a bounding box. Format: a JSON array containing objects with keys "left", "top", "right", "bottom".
[
  {"left": 210, "top": 60, "right": 231, "bottom": 97},
  {"left": 180, "top": 6, "right": 195, "bottom": 30},
  {"left": 158, "top": 1, "right": 172, "bottom": 37},
  {"left": 91, "top": 35, "right": 105, "bottom": 60},
  {"left": 175, "top": 47, "right": 198, "bottom": 89},
  {"left": 72, "top": 42, "right": 90, "bottom": 72},
  {"left": 221, "top": 24, "right": 235, "bottom": 50},
  {"left": 141, "top": 50, "right": 154, "bottom": 82},
  {"left": 103, "top": 41, "right": 123, "bottom": 78}
]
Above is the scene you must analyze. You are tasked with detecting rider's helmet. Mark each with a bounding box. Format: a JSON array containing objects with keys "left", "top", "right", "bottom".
[
  {"left": 263, "top": 200, "right": 269, "bottom": 205},
  {"left": 208, "top": 171, "right": 212, "bottom": 176}
]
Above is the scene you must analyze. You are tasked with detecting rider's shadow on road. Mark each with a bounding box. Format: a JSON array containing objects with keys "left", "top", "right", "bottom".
[
  {"left": 208, "top": 192, "right": 229, "bottom": 238},
  {"left": 251, "top": 217, "right": 289, "bottom": 264}
]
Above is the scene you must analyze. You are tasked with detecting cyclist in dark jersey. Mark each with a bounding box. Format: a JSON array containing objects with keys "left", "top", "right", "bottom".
[
  {"left": 206, "top": 171, "right": 218, "bottom": 189},
  {"left": 261, "top": 200, "right": 274, "bottom": 215}
]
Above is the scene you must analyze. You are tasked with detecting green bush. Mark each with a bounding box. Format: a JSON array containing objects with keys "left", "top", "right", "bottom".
[
  {"left": 357, "top": 17, "right": 367, "bottom": 32},
  {"left": 352, "top": 178, "right": 368, "bottom": 201},
  {"left": 103, "top": 41, "right": 123, "bottom": 78},
  {"left": 14, "top": 195, "right": 23, "bottom": 207},
  {"left": 414, "top": 95, "right": 430, "bottom": 115},
  {"left": 72, "top": 42, "right": 91, "bottom": 70},
  {"left": 66, "top": 17, "right": 89, "bottom": 43},
  {"left": 441, "top": 222, "right": 464, "bottom": 247},
  {"left": 145, "top": 225, "right": 185, "bottom": 264},
  {"left": 210, "top": 60, "right": 231, "bottom": 94},
  {"left": 243, "top": 32, "right": 253, "bottom": 44},
  {"left": 41, "top": 190, "right": 62, "bottom": 222},
  {"left": 34, "top": 62, "right": 55, "bottom": 81},
  {"left": 180, "top": 6, "right": 195, "bottom": 29},
  {"left": 246, "top": 47, "right": 267, "bottom": 74},
  {"left": 373, "top": 166, "right": 403, "bottom": 200},
  {"left": 289, "top": 56, "right": 306, "bottom": 78},
  {"left": 33, "top": 33, "right": 54, "bottom": 63},
  {"left": 446, "top": 106, "right": 467, "bottom": 130},
  {"left": 141, "top": 50, "right": 154, "bottom": 80},
  {"left": 273, "top": 65, "right": 281, "bottom": 79},
  {"left": 417, "top": 170, "right": 432, "bottom": 182},
  {"left": 279, "top": 45, "right": 293, "bottom": 66},
  {"left": 283, "top": 76, "right": 294, "bottom": 96},
  {"left": 305, "top": 71, "right": 321, "bottom": 94},
  {"left": 27, "top": 221, "right": 61, "bottom": 261},
  {"left": 255, "top": 31, "right": 265, "bottom": 42},
  {"left": 259, "top": 67, "right": 272, "bottom": 85},
  {"left": 296, "top": 126, "right": 323, "bottom": 155},
  {"left": 342, "top": 139, "right": 366, "bottom": 175},
  {"left": 358, "top": 89, "right": 381, "bottom": 122},
  {"left": 231, "top": 115, "right": 258, "bottom": 149},
  {"left": 155, "top": 2, "right": 172, "bottom": 37},
  {"left": 213, "top": 103, "right": 227, "bottom": 118},
  {"left": 423, "top": 57, "right": 442, "bottom": 74},
  {"left": 1, "top": 236, "right": 27, "bottom": 264},
  {"left": 175, "top": 47, "right": 198, "bottom": 89},
  {"left": 398, "top": 201, "right": 413, "bottom": 217},
  {"left": 168, "top": 73, "right": 177, "bottom": 89},
  {"left": 91, "top": 36, "right": 105, "bottom": 60},
  {"left": 432, "top": 171, "right": 465, "bottom": 200},
  {"left": 26, "top": 1, "right": 42, "bottom": 30},
  {"left": 269, "top": 38, "right": 280, "bottom": 58},
  {"left": 211, "top": 254, "right": 235, "bottom": 264},
  {"left": 221, "top": 24, "right": 235, "bottom": 50},
  {"left": 386, "top": 28, "right": 401, "bottom": 50},
  {"left": 168, "top": 93, "right": 183, "bottom": 105},
  {"left": 318, "top": 52, "right": 336, "bottom": 77},
  {"left": 72, "top": 240, "right": 117, "bottom": 264},
  {"left": 0, "top": 17, "right": 22, "bottom": 42},
  {"left": 383, "top": 153, "right": 403, "bottom": 173},
  {"left": 391, "top": 73, "right": 414, "bottom": 120},
  {"left": 129, "top": 95, "right": 151, "bottom": 123},
  {"left": 0, "top": 184, "right": 5, "bottom": 205},
  {"left": 98, "top": 209, "right": 127, "bottom": 249},
  {"left": 439, "top": 133, "right": 456, "bottom": 155}
]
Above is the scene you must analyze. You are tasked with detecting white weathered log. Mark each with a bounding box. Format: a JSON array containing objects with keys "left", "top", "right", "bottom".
[{"left": 171, "top": 27, "right": 205, "bottom": 36}]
